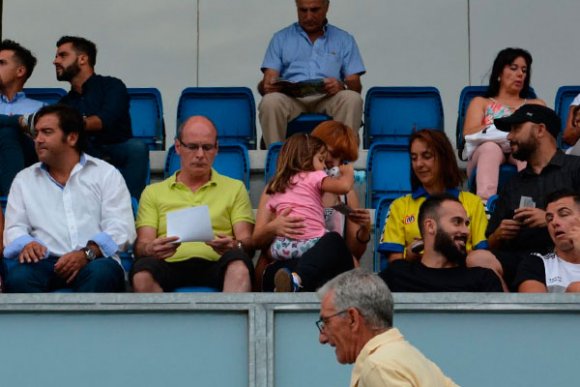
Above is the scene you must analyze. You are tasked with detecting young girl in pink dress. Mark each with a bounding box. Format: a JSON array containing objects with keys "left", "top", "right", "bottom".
[{"left": 266, "top": 133, "right": 354, "bottom": 261}]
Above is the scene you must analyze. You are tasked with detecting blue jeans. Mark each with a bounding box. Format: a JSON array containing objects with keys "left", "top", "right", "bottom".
[
  {"left": 86, "top": 138, "right": 149, "bottom": 199},
  {"left": 0, "top": 125, "right": 36, "bottom": 196},
  {"left": 5, "top": 256, "right": 125, "bottom": 293}
]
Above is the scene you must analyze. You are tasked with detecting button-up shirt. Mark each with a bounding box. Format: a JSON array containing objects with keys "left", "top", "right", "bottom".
[
  {"left": 261, "top": 22, "right": 365, "bottom": 82},
  {"left": 3, "top": 154, "right": 136, "bottom": 265},
  {"left": 487, "top": 151, "right": 580, "bottom": 253},
  {"left": 60, "top": 74, "right": 132, "bottom": 145},
  {"left": 0, "top": 91, "right": 44, "bottom": 116},
  {"left": 351, "top": 328, "right": 457, "bottom": 387}
]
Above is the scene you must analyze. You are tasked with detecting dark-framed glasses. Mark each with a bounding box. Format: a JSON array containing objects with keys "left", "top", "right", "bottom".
[
  {"left": 178, "top": 139, "right": 216, "bottom": 152},
  {"left": 315, "top": 309, "right": 348, "bottom": 333}
]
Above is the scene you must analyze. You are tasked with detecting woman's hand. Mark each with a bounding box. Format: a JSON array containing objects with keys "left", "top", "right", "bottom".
[{"left": 270, "top": 207, "right": 306, "bottom": 238}]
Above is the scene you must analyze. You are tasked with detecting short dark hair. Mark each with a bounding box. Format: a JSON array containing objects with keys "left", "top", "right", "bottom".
[
  {"left": 546, "top": 189, "right": 580, "bottom": 208},
  {"left": 409, "top": 129, "right": 463, "bottom": 191},
  {"left": 486, "top": 47, "right": 533, "bottom": 99},
  {"left": 56, "top": 36, "right": 97, "bottom": 67},
  {"left": 0, "top": 39, "right": 37, "bottom": 81},
  {"left": 33, "top": 104, "right": 87, "bottom": 152},
  {"left": 418, "top": 193, "right": 461, "bottom": 235}
]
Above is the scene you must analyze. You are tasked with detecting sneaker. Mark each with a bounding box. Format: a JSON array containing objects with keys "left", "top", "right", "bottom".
[{"left": 274, "top": 268, "right": 298, "bottom": 292}]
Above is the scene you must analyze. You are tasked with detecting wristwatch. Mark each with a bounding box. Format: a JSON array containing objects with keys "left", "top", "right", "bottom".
[{"left": 81, "top": 247, "right": 97, "bottom": 261}]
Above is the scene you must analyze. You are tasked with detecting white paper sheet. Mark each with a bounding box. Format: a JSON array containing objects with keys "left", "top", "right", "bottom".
[{"left": 166, "top": 206, "right": 214, "bottom": 243}]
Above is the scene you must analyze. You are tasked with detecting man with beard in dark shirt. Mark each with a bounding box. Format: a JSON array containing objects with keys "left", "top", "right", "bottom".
[
  {"left": 380, "top": 194, "right": 504, "bottom": 292},
  {"left": 487, "top": 104, "right": 580, "bottom": 289}
]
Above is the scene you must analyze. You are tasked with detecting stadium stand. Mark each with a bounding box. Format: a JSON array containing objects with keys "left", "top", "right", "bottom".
[
  {"left": 176, "top": 87, "right": 257, "bottom": 149},
  {"left": 365, "top": 142, "right": 411, "bottom": 208},
  {"left": 127, "top": 87, "right": 165, "bottom": 150},
  {"left": 363, "top": 86, "right": 444, "bottom": 148}
]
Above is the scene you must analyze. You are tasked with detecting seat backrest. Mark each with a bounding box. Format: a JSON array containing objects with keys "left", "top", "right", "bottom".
[
  {"left": 23, "top": 87, "right": 68, "bottom": 105},
  {"left": 456, "top": 85, "right": 537, "bottom": 159},
  {"left": 366, "top": 142, "right": 411, "bottom": 208},
  {"left": 374, "top": 196, "right": 394, "bottom": 272},
  {"left": 127, "top": 88, "right": 165, "bottom": 150},
  {"left": 264, "top": 142, "right": 283, "bottom": 183},
  {"left": 286, "top": 113, "right": 332, "bottom": 138},
  {"left": 554, "top": 85, "right": 580, "bottom": 146},
  {"left": 363, "top": 86, "right": 444, "bottom": 148},
  {"left": 164, "top": 143, "right": 250, "bottom": 188},
  {"left": 177, "top": 87, "right": 256, "bottom": 149}
]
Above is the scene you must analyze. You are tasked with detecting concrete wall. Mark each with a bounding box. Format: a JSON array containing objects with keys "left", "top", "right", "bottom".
[
  {"left": 4, "top": 0, "right": 580, "bottom": 148},
  {"left": 0, "top": 293, "right": 578, "bottom": 387}
]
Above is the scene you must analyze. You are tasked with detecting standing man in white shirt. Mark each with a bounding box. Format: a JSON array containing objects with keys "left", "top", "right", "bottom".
[{"left": 3, "top": 104, "right": 136, "bottom": 292}]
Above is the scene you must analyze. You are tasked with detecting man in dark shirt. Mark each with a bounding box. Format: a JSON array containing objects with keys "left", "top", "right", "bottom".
[
  {"left": 380, "top": 194, "right": 503, "bottom": 292},
  {"left": 54, "top": 36, "right": 148, "bottom": 199},
  {"left": 486, "top": 104, "right": 580, "bottom": 288}
]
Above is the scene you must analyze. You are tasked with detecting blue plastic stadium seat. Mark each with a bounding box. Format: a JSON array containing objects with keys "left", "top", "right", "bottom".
[
  {"left": 468, "top": 164, "right": 518, "bottom": 194},
  {"left": 127, "top": 88, "right": 165, "bottom": 150},
  {"left": 286, "top": 113, "right": 332, "bottom": 138},
  {"left": 363, "top": 87, "right": 444, "bottom": 148},
  {"left": 373, "top": 196, "right": 395, "bottom": 272},
  {"left": 164, "top": 143, "right": 251, "bottom": 188},
  {"left": 366, "top": 142, "right": 411, "bottom": 208},
  {"left": 177, "top": 87, "right": 257, "bottom": 149},
  {"left": 264, "top": 142, "right": 283, "bottom": 183},
  {"left": 23, "top": 87, "right": 68, "bottom": 105},
  {"left": 554, "top": 85, "right": 580, "bottom": 148}
]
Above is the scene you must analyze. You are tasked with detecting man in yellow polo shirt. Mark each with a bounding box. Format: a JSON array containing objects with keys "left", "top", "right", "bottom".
[{"left": 131, "top": 116, "right": 254, "bottom": 292}]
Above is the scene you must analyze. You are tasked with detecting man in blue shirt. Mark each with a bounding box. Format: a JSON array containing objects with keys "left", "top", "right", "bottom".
[
  {"left": 54, "top": 36, "right": 148, "bottom": 199},
  {"left": 259, "top": 0, "right": 366, "bottom": 146},
  {"left": 0, "top": 40, "right": 44, "bottom": 195}
]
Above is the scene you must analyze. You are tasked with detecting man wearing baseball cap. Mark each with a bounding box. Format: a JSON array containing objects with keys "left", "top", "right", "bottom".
[{"left": 486, "top": 104, "right": 580, "bottom": 290}]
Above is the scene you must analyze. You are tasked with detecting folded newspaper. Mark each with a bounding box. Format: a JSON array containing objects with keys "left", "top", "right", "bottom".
[{"left": 273, "top": 78, "right": 326, "bottom": 98}]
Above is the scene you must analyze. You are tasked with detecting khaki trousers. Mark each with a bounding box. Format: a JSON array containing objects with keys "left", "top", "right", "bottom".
[{"left": 258, "top": 90, "right": 363, "bottom": 146}]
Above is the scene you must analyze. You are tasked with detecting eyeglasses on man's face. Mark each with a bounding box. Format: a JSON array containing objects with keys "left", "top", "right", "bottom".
[
  {"left": 316, "top": 309, "right": 348, "bottom": 333},
  {"left": 178, "top": 138, "right": 217, "bottom": 152}
]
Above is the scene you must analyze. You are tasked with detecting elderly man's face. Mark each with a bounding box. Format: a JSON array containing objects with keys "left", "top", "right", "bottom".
[
  {"left": 175, "top": 118, "right": 218, "bottom": 178},
  {"left": 296, "top": 0, "right": 328, "bottom": 35},
  {"left": 318, "top": 291, "right": 358, "bottom": 364}
]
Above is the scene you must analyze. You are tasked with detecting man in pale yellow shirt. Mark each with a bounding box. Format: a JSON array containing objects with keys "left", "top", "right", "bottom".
[{"left": 317, "top": 269, "right": 458, "bottom": 386}]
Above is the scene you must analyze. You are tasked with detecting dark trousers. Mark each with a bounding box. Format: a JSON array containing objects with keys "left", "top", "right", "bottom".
[
  {"left": 87, "top": 138, "right": 149, "bottom": 199},
  {"left": 0, "top": 125, "right": 36, "bottom": 195},
  {"left": 5, "top": 256, "right": 125, "bottom": 293},
  {"left": 263, "top": 232, "right": 354, "bottom": 291}
]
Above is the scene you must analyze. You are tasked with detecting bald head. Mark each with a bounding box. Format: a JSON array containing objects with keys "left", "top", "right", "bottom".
[{"left": 177, "top": 116, "right": 218, "bottom": 141}]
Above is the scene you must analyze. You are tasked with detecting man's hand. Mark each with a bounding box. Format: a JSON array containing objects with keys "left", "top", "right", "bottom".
[
  {"left": 323, "top": 77, "right": 344, "bottom": 96},
  {"left": 494, "top": 219, "right": 522, "bottom": 241},
  {"left": 146, "top": 236, "right": 181, "bottom": 260},
  {"left": 19, "top": 241, "right": 47, "bottom": 264},
  {"left": 568, "top": 226, "right": 580, "bottom": 255},
  {"left": 206, "top": 234, "right": 237, "bottom": 255},
  {"left": 262, "top": 79, "right": 282, "bottom": 94},
  {"left": 261, "top": 69, "right": 283, "bottom": 95},
  {"left": 513, "top": 207, "right": 547, "bottom": 228},
  {"left": 54, "top": 251, "right": 89, "bottom": 284}
]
